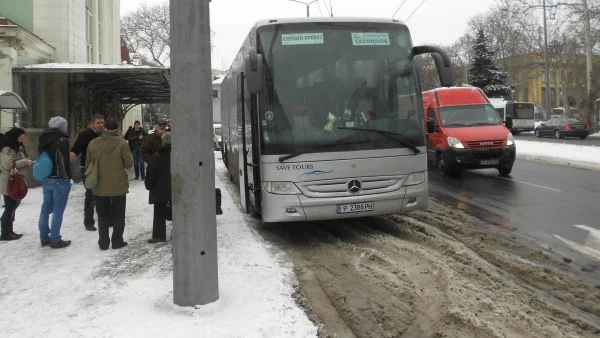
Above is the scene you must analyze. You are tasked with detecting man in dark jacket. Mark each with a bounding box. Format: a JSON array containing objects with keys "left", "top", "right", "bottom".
[
  {"left": 70, "top": 114, "right": 104, "bottom": 231},
  {"left": 37, "top": 116, "right": 73, "bottom": 249},
  {"left": 124, "top": 120, "right": 148, "bottom": 180},
  {"left": 140, "top": 121, "right": 167, "bottom": 164},
  {"left": 144, "top": 131, "right": 172, "bottom": 243}
]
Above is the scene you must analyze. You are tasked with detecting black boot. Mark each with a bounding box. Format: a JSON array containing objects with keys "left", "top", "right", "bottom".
[
  {"left": 215, "top": 188, "right": 223, "bottom": 215},
  {"left": 10, "top": 221, "right": 22, "bottom": 238},
  {"left": 0, "top": 220, "right": 19, "bottom": 241}
]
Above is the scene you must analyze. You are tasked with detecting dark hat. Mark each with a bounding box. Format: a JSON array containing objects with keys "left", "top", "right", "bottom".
[{"left": 157, "top": 120, "right": 168, "bottom": 126}]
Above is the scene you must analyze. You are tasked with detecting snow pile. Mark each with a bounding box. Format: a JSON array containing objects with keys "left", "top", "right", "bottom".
[
  {"left": 515, "top": 139, "right": 600, "bottom": 171},
  {"left": 0, "top": 171, "right": 317, "bottom": 337}
]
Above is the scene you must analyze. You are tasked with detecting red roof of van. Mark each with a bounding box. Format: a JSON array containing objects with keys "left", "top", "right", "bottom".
[{"left": 429, "top": 87, "right": 489, "bottom": 107}]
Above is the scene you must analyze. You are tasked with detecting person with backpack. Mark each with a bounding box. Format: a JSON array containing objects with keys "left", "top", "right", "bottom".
[
  {"left": 0, "top": 128, "right": 34, "bottom": 241},
  {"left": 36, "top": 116, "right": 73, "bottom": 249}
]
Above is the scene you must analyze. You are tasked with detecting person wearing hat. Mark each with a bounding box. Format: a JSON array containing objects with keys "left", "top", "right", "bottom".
[
  {"left": 144, "top": 131, "right": 172, "bottom": 243},
  {"left": 140, "top": 121, "right": 167, "bottom": 164},
  {"left": 85, "top": 119, "right": 133, "bottom": 250},
  {"left": 37, "top": 116, "right": 73, "bottom": 248}
]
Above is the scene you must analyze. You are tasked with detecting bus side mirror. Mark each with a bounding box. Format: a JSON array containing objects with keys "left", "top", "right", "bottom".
[
  {"left": 504, "top": 116, "right": 513, "bottom": 129},
  {"left": 244, "top": 47, "right": 264, "bottom": 94},
  {"left": 412, "top": 45, "right": 453, "bottom": 87}
]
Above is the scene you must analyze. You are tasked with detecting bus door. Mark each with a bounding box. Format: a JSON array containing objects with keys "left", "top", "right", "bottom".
[
  {"left": 237, "top": 73, "right": 249, "bottom": 212},
  {"left": 244, "top": 84, "right": 262, "bottom": 218}
]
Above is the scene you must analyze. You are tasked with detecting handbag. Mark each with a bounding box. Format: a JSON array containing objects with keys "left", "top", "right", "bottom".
[
  {"left": 7, "top": 163, "right": 28, "bottom": 200},
  {"left": 84, "top": 144, "right": 107, "bottom": 190}
]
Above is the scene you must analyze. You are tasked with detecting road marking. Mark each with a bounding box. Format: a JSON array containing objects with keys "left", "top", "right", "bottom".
[
  {"left": 478, "top": 173, "right": 563, "bottom": 192},
  {"left": 554, "top": 224, "right": 600, "bottom": 262}
]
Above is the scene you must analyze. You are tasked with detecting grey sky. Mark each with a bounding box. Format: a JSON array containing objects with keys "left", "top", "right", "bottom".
[{"left": 121, "top": 0, "right": 498, "bottom": 70}]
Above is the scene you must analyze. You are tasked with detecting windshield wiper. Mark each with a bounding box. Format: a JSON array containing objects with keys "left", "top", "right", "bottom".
[
  {"left": 469, "top": 122, "right": 500, "bottom": 126},
  {"left": 278, "top": 139, "right": 370, "bottom": 162},
  {"left": 337, "top": 127, "right": 420, "bottom": 154},
  {"left": 443, "top": 123, "right": 468, "bottom": 127}
]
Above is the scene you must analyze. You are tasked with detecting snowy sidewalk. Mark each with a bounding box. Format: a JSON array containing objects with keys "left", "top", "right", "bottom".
[
  {"left": 0, "top": 172, "right": 316, "bottom": 337},
  {"left": 515, "top": 138, "right": 600, "bottom": 171}
]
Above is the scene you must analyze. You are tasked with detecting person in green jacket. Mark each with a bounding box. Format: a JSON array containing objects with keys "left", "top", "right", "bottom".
[{"left": 85, "top": 120, "right": 133, "bottom": 250}]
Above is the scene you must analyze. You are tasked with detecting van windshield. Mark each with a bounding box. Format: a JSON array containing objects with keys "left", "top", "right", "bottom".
[{"left": 438, "top": 104, "right": 502, "bottom": 127}]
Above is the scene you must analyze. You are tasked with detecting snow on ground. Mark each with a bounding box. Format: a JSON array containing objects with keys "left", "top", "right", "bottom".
[
  {"left": 0, "top": 172, "right": 317, "bottom": 337},
  {"left": 515, "top": 139, "right": 600, "bottom": 171}
]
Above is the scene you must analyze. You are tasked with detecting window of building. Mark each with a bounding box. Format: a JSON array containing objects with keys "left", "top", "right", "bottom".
[
  {"left": 86, "top": 6, "right": 93, "bottom": 62},
  {"left": 213, "top": 89, "right": 219, "bottom": 98},
  {"left": 13, "top": 74, "right": 41, "bottom": 128}
]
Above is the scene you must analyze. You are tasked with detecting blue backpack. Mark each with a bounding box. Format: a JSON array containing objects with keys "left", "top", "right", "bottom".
[{"left": 33, "top": 151, "right": 53, "bottom": 181}]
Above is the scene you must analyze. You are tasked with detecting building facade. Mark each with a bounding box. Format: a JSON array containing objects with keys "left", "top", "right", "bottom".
[{"left": 0, "top": 0, "right": 121, "bottom": 132}]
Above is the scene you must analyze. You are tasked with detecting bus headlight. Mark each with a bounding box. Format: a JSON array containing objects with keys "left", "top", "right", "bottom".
[
  {"left": 506, "top": 133, "right": 515, "bottom": 146},
  {"left": 263, "top": 182, "right": 301, "bottom": 195},
  {"left": 403, "top": 172, "right": 426, "bottom": 186},
  {"left": 447, "top": 136, "right": 464, "bottom": 149}
]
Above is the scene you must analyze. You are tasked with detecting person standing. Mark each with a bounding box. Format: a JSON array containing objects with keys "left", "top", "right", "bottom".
[
  {"left": 141, "top": 121, "right": 167, "bottom": 164},
  {"left": 85, "top": 119, "right": 133, "bottom": 250},
  {"left": 70, "top": 114, "right": 104, "bottom": 231},
  {"left": 124, "top": 120, "right": 148, "bottom": 180},
  {"left": 0, "top": 128, "right": 34, "bottom": 241},
  {"left": 37, "top": 116, "right": 73, "bottom": 248},
  {"left": 144, "top": 131, "right": 172, "bottom": 243}
]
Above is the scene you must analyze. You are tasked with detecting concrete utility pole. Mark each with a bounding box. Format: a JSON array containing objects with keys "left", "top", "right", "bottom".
[
  {"left": 542, "top": 0, "right": 551, "bottom": 116},
  {"left": 582, "top": 0, "right": 595, "bottom": 126},
  {"left": 170, "top": 0, "right": 219, "bottom": 306}
]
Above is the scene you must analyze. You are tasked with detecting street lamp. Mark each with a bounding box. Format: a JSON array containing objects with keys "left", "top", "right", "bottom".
[{"left": 288, "top": 0, "right": 319, "bottom": 17}]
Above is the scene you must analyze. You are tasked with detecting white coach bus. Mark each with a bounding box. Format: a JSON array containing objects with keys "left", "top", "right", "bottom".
[{"left": 220, "top": 17, "right": 453, "bottom": 222}]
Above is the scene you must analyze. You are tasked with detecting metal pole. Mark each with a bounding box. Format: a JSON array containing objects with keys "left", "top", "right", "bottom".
[
  {"left": 543, "top": 0, "right": 551, "bottom": 115},
  {"left": 307, "top": 4, "right": 309, "bottom": 17},
  {"left": 170, "top": 0, "right": 219, "bottom": 306}
]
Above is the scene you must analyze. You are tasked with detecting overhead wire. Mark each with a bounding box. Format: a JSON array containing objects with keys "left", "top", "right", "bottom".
[
  {"left": 316, "top": 0, "right": 324, "bottom": 16},
  {"left": 392, "top": 0, "right": 410, "bottom": 19},
  {"left": 405, "top": 0, "right": 427, "bottom": 22},
  {"left": 321, "top": 0, "right": 330, "bottom": 16}
]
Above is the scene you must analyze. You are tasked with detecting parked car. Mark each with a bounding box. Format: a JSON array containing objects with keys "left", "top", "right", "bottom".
[
  {"left": 534, "top": 117, "right": 589, "bottom": 139},
  {"left": 213, "top": 123, "right": 222, "bottom": 151}
]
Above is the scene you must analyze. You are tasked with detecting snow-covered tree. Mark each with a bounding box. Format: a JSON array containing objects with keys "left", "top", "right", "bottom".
[{"left": 468, "top": 28, "right": 512, "bottom": 98}]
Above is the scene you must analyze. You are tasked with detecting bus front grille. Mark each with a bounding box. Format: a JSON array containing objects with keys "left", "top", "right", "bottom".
[{"left": 296, "top": 175, "right": 407, "bottom": 198}]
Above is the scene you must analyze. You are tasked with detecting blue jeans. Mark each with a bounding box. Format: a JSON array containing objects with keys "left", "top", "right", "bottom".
[
  {"left": 133, "top": 149, "right": 145, "bottom": 177},
  {"left": 38, "top": 179, "right": 71, "bottom": 243}
]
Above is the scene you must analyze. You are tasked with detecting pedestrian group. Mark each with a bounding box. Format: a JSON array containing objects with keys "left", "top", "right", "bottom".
[{"left": 0, "top": 114, "right": 222, "bottom": 250}]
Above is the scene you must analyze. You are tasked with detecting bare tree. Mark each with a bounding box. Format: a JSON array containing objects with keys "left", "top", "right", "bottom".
[{"left": 121, "top": 1, "right": 215, "bottom": 67}]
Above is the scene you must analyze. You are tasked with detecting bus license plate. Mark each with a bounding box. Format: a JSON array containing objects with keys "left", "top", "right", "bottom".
[
  {"left": 480, "top": 159, "right": 499, "bottom": 165},
  {"left": 337, "top": 202, "right": 374, "bottom": 214}
]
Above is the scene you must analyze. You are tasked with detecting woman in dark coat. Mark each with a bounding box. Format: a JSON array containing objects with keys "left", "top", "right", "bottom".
[{"left": 144, "top": 132, "right": 172, "bottom": 243}]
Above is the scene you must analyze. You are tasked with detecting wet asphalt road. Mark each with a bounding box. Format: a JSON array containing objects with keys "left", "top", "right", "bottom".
[
  {"left": 428, "top": 158, "right": 600, "bottom": 267},
  {"left": 515, "top": 133, "right": 600, "bottom": 146}
]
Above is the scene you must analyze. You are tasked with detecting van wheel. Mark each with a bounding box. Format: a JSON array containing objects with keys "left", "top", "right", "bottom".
[
  {"left": 535, "top": 129, "right": 541, "bottom": 138},
  {"left": 554, "top": 130, "right": 562, "bottom": 139},
  {"left": 498, "top": 165, "right": 512, "bottom": 177},
  {"left": 439, "top": 159, "right": 461, "bottom": 178}
]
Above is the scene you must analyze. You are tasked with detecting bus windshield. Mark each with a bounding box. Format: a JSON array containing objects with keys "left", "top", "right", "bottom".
[{"left": 257, "top": 22, "right": 424, "bottom": 155}]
